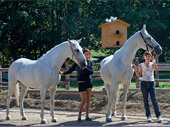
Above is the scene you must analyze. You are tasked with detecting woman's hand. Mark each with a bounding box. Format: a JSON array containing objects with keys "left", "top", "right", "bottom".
[
  {"left": 132, "top": 64, "right": 136, "bottom": 69},
  {"left": 151, "top": 56, "right": 158, "bottom": 71},
  {"left": 151, "top": 56, "right": 155, "bottom": 61},
  {"left": 132, "top": 64, "right": 142, "bottom": 78},
  {"left": 59, "top": 71, "right": 63, "bottom": 75},
  {"left": 151, "top": 56, "right": 156, "bottom": 64}
]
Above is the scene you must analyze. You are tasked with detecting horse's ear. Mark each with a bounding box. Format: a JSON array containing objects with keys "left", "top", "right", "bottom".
[
  {"left": 77, "top": 38, "right": 82, "bottom": 43},
  {"left": 143, "top": 24, "right": 146, "bottom": 31},
  {"left": 141, "top": 24, "right": 146, "bottom": 34}
]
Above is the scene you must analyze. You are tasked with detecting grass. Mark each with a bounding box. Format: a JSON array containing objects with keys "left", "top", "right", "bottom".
[
  {"left": 58, "top": 76, "right": 170, "bottom": 91},
  {"left": 58, "top": 70, "right": 170, "bottom": 90},
  {"left": 1, "top": 75, "right": 169, "bottom": 92}
]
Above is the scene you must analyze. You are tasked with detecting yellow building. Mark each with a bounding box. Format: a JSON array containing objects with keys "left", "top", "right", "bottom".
[{"left": 99, "top": 19, "right": 130, "bottom": 48}]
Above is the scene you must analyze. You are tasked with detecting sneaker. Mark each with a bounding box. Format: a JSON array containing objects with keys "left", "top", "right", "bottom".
[
  {"left": 85, "top": 117, "right": 92, "bottom": 121},
  {"left": 147, "top": 116, "right": 152, "bottom": 122},
  {"left": 77, "top": 118, "right": 81, "bottom": 122},
  {"left": 157, "top": 116, "right": 162, "bottom": 123}
]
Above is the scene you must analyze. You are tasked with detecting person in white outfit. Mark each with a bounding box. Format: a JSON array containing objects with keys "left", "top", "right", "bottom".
[{"left": 132, "top": 51, "right": 162, "bottom": 123}]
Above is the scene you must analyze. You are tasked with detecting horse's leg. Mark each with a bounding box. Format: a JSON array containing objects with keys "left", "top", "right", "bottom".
[
  {"left": 6, "top": 81, "right": 17, "bottom": 120},
  {"left": 49, "top": 87, "right": 57, "bottom": 122},
  {"left": 121, "top": 81, "right": 131, "bottom": 121},
  {"left": 112, "top": 88, "right": 120, "bottom": 116},
  {"left": 106, "top": 80, "right": 119, "bottom": 122},
  {"left": 105, "top": 83, "right": 110, "bottom": 102},
  {"left": 105, "top": 83, "right": 111, "bottom": 116},
  {"left": 105, "top": 83, "right": 118, "bottom": 116},
  {"left": 40, "top": 86, "right": 48, "bottom": 124},
  {"left": 19, "top": 83, "right": 28, "bottom": 120}
]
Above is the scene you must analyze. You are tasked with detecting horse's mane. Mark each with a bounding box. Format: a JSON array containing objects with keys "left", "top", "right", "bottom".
[
  {"left": 121, "top": 31, "right": 140, "bottom": 48},
  {"left": 38, "top": 41, "right": 68, "bottom": 60}
]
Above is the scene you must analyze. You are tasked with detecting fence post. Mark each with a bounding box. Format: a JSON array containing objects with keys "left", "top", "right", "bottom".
[
  {"left": 65, "top": 61, "right": 70, "bottom": 90},
  {"left": 0, "top": 64, "right": 1, "bottom": 92},
  {"left": 135, "top": 57, "right": 139, "bottom": 66},
  {"left": 135, "top": 57, "right": 139, "bottom": 88},
  {"left": 155, "top": 56, "right": 159, "bottom": 87},
  {"left": 136, "top": 79, "right": 140, "bottom": 88}
]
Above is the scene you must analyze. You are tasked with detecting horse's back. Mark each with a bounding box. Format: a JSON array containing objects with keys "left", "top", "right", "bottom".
[
  {"left": 100, "top": 55, "right": 114, "bottom": 84},
  {"left": 14, "top": 58, "right": 35, "bottom": 64},
  {"left": 8, "top": 58, "right": 36, "bottom": 83},
  {"left": 9, "top": 58, "right": 36, "bottom": 71},
  {"left": 100, "top": 49, "right": 121, "bottom": 68},
  {"left": 101, "top": 55, "right": 113, "bottom": 67}
]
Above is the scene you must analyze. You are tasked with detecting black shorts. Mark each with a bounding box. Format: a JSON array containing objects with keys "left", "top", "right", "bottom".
[{"left": 78, "top": 81, "right": 93, "bottom": 92}]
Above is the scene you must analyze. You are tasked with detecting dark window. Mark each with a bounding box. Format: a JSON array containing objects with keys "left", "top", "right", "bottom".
[
  {"left": 116, "top": 41, "right": 120, "bottom": 46},
  {"left": 116, "top": 30, "right": 120, "bottom": 34}
]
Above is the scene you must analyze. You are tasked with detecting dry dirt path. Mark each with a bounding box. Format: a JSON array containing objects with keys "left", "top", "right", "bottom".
[{"left": 0, "top": 108, "right": 170, "bottom": 126}]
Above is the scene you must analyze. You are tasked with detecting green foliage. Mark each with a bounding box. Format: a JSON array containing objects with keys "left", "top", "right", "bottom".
[{"left": 0, "top": 0, "right": 170, "bottom": 67}]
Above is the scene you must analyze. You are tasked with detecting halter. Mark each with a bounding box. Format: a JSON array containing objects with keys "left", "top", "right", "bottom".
[
  {"left": 68, "top": 39, "right": 86, "bottom": 65},
  {"left": 140, "top": 32, "right": 151, "bottom": 51},
  {"left": 140, "top": 32, "right": 162, "bottom": 57}
]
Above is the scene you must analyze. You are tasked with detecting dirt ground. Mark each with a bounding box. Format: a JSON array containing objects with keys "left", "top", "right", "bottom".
[{"left": 0, "top": 91, "right": 170, "bottom": 126}]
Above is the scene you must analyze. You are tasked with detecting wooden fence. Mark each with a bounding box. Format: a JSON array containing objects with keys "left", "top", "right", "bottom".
[{"left": 0, "top": 62, "right": 170, "bottom": 95}]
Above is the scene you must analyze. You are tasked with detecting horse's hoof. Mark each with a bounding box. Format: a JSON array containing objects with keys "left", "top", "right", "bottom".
[
  {"left": 106, "top": 118, "right": 112, "bottom": 122},
  {"left": 51, "top": 118, "right": 57, "bottom": 122},
  {"left": 41, "top": 119, "right": 47, "bottom": 124},
  {"left": 121, "top": 116, "right": 127, "bottom": 121},
  {"left": 6, "top": 116, "right": 11, "bottom": 120},
  {"left": 22, "top": 117, "right": 27, "bottom": 120},
  {"left": 112, "top": 111, "right": 117, "bottom": 116}
]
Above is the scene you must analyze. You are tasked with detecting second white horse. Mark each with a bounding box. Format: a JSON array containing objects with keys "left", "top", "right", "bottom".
[{"left": 100, "top": 25, "right": 162, "bottom": 122}]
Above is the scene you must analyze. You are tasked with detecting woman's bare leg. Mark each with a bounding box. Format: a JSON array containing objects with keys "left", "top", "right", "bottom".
[
  {"left": 78, "top": 91, "right": 87, "bottom": 119},
  {"left": 86, "top": 88, "right": 92, "bottom": 118}
]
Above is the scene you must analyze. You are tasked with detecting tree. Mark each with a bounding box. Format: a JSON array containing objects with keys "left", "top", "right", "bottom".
[{"left": 0, "top": 0, "right": 169, "bottom": 67}]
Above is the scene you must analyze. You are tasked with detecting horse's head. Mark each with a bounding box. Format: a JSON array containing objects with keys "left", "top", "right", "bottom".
[
  {"left": 68, "top": 39, "right": 87, "bottom": 69},
  {"left": 140, "top": 24, "right": 162, "bottom": 56}
]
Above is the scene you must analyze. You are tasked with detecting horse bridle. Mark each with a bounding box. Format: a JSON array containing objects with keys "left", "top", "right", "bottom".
[
  {"left": 68, "top": 39, "right": 86, "bottom": 65},
  {"left": 139, "top": 32, "right": 159, "bottom": 53},
  {"left": 140, "top": 32, "right": 151, "bottom": 51}
]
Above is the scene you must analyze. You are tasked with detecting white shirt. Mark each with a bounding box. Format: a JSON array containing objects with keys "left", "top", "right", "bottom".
[{"left": 140, "top": 62, "right": 155, "bottom": 81}]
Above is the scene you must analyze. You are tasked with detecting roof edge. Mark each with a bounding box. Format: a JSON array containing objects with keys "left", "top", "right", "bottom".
[{"left": 99, "top": 19, "right": 130, "bottom": 28}]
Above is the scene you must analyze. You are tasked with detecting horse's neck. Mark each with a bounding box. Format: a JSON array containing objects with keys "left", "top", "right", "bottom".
[
  {"left": 41, "top": 42, "right": 71, "bottom": 69},
  {"left": 120, "top": 32, "right": 141, "bottom": 65}
]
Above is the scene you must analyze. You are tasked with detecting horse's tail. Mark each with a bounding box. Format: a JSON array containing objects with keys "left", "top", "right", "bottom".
[
  {"left": 14, "top": 83, "right": 19, "bottom": 106},
  {"left": 8, "top": 60, "right": 20, "bottom": 107}
]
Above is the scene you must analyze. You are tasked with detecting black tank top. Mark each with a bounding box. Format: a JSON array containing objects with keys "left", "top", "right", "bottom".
[{"left": 63, "top": 61, "right": 93, "bottom": 81}]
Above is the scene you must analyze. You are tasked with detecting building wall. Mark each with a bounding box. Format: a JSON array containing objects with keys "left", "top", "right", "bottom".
[{"left": 101, "top": 22, "right": 128, "bottom": 48}]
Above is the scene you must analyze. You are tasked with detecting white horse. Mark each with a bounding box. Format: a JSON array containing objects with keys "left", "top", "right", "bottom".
[
  {"left": 100, "top": 25, "right": 162, "bottom": 122},
  {"left": 6, "top": 39, "right": 87, "bottom": 124}
]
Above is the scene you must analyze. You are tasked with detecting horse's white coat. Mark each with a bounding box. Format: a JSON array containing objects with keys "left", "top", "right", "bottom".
[
  {"left": 6, "top": 40, "right": 86, "bottom": 124},
  {"left": 100, "top": 25, "right": 162, "bottom": 122}
]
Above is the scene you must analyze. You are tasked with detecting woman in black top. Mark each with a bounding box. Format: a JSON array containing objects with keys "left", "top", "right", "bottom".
[{"left": 60, "top": 49, "right": 93, "bottom": 122}]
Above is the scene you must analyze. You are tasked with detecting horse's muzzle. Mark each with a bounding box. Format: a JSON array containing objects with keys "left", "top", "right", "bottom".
[
  {"left": 154, "top": 45, "right": 162, "bottom": 56},
  {"left": 80, "top": 61, "right": 87, "bottom": 69}
]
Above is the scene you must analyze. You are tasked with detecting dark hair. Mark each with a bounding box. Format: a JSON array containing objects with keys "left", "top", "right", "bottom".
[
  {"left": 83, "top": 48, "right": 91, "bottom": 54},
  {"left": 143, "top": 51, "right": 152, "bottom": 57}
]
